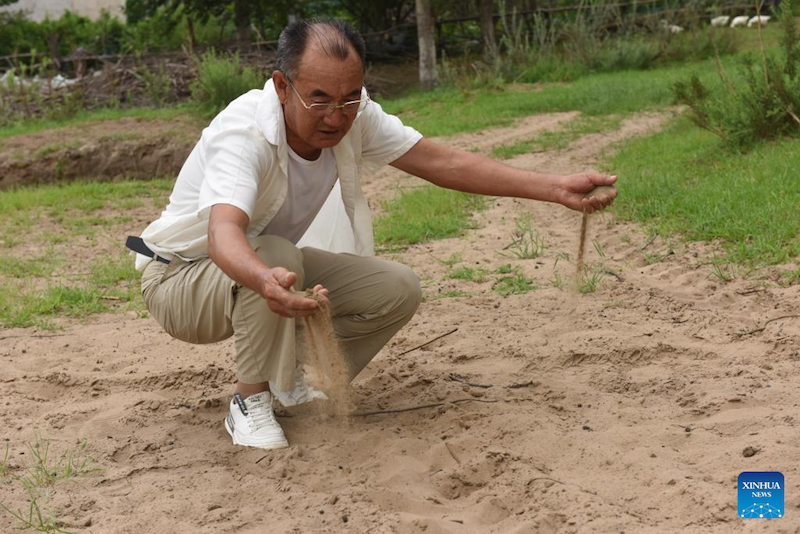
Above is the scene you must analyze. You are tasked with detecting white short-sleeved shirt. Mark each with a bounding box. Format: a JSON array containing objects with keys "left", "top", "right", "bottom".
[{"left": 135, "top": 79, "right": 422, "bottom": 270}]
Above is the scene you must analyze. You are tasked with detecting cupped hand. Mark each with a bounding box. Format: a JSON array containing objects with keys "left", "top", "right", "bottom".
[
  {"left": 260, "top": 267, "right": 329, "bottom": 318},
  {"left": 558, "top": 173, "right": 618, "bottom": 213}
]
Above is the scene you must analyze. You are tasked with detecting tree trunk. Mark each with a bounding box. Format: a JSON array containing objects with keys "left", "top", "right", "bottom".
[
  {"left": 234, "top": 0, "right": 251, "bottom": 53},
  {"left": 479, "top": 0, "right": 497, "bottom": 63},
  {"left": 415, "top": 0, "right": 437, "bottom": 91},
  {"left": 186, "top": 15, "right": 196, "bottom": 54}
]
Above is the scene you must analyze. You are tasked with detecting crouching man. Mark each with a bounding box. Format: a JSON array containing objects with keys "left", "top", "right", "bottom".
[{"left": 131, "top": 19, "right": 616, "bottom": 450}]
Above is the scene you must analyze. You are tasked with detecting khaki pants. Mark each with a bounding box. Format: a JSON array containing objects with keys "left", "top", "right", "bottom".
[{"left": 141, "top": 235, "right": 421, "bottom": 392}]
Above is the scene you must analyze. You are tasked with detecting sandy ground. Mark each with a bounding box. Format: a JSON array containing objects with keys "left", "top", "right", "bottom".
[{"left": 2, "top": 111, "right": 800, "bottom": 533}]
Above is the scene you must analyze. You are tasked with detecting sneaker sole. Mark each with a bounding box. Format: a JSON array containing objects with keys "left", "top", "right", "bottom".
[{"left": 224, "top": 416, "right": 289, "bottom": 450}]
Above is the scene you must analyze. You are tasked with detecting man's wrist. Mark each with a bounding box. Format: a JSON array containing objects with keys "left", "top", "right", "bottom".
[{"left": 527, "top": 171, "right": 564, "bottom": 204}]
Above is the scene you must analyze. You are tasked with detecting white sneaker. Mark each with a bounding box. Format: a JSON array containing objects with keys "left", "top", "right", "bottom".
[
  {"left": 224, "top": 392, "right": 289, "bottom": 450},
  {"left": 270, "top": 364, "right": 329, "bottom": 408}
]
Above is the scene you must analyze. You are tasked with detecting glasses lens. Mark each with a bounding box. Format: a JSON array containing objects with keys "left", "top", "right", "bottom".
[{"left": 342, "top": 101, "right": 363, "bottom": 115}]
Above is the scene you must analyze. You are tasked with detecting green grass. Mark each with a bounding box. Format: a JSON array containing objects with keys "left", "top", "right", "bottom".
[
  {"left": 0, "top": 179, "right": 174, "bottom": 218},
  {"left": 374, "top": 185, "right": 489, "bottom": 247},
  {"left": 0, "top": 284, "right": 110, "bottom": 328},
  {"left": 491, "top": 115, "right": 623, "bottom": 159},
  {"left": 381, "top": 57, "right": 734, "bottom": 137},
  {"left": 781, "top": 267, "right": 800, "bottom": 287},
  {"left": 0, "top": 105, "right": 200, "bottom": 140},
  {"left": 578, "top": 265, "right": 606, "bottom": 294},
  {"left": 446, "top": 266, "right": 489, "bottom": 283},
  {"left": 492, "top": 273, "right": 537, "bottom": 296},
  {"left": 0, "top": 253, "right": 59, "bottom": 278},
  {"left": 505, "top": 214, "right": 546, "bottom": 259},
  {"left": 608, "top": 117, "right": 800, "bottom": 265}
]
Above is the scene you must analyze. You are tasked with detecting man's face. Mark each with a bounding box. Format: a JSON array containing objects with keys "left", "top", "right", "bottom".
[{"left": 274, "top": 43, "right": 364, "bottom": 158}]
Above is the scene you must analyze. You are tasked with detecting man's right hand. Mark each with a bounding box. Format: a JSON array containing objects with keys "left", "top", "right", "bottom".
[{"left": 261, "top": 267, "right": 329, "bottom": 318}]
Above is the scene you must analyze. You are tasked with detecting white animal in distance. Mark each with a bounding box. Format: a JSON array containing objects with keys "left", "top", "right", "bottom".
[
  {"left": 710, "top": 16, "right": 730, "bottom": 27},
  {"left": 730, "top": 16, "right": 749, "bottom": 27},
  {"left": 748, "top": 16, "right": 771, "bottom": 27},
  {"left": 659, "top": 20, "right": 684, "bottom": 34}
]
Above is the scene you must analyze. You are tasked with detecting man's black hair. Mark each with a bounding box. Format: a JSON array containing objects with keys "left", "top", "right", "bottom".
[{"left": 277, "top": 19, "right": 366, "bottom": 79}]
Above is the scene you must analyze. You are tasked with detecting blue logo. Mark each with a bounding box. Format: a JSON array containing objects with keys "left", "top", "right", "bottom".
[{"left": 738, "top": 472, "right": 784, "bottom": 519}]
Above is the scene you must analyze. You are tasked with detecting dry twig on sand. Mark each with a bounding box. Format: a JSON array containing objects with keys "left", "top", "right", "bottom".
[
  {"left": 354, "top": 398, "right": 498, "bottom": 416},
  {"left": 395, "top": 328, "right": 458, "bottom": 357},
  {"left": 738, "top": 314, "right": 800, "bottom": 337}
]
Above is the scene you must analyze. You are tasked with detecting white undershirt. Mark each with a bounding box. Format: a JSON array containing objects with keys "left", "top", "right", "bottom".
[{"left": 260, "top": 146, "right": 338, "bottom": 244}]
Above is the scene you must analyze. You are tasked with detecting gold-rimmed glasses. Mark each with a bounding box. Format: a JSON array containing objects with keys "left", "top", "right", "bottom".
[{"left": 286, "top": 77, "right": 369, "bottom": 117}]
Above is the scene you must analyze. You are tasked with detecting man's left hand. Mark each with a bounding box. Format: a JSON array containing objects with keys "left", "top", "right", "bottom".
[{"left": 557, "top": 173, "right": 618, "bottom": 214}]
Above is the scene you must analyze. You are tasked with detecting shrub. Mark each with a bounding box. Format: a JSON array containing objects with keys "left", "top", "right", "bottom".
[
  {"left": 190, "top": 50, "right": 264, "bottom": 114},
  {"left": 673, "top": 1, "right": 800, "bottom": 148}
]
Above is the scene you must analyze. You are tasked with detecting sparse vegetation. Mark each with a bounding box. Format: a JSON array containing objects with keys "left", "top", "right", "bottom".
[
  {"left": 446, "top": 266, "right": 489, "bottom": 283},
  {"left": 709, "top": 255, "right": 735, "bottom": 283},
  {"left": 780, "top": 268, "right": 800, "bottom": 286},
  {"left": 578, "top": 264, "right": 606, "bottom": 294},
  {"left": 0, "top": 434, "right": 98, "bottom": 534},
  {"left": 505, "top": 214, "right": 546, "bottom": 259},
  {"left": 493, "top": 272, "right": 537, "bottom": 296}
]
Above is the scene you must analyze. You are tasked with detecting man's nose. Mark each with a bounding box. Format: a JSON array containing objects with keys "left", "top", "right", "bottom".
[{"left": 323, "top": 108, "right": 347, "bottom": 127}]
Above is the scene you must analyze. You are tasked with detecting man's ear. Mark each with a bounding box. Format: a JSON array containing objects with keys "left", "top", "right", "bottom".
[{"left": 272, "top": 70, "right": 289, "bottom": 103}]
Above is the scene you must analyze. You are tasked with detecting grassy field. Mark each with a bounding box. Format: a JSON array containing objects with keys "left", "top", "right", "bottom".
[{"left": 381, "top": 57, "right": 727, "bottom": 137}]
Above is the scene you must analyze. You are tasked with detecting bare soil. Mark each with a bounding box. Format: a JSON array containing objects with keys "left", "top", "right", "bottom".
[
  {"left": 0, "top": 115, "right": 204, "bottom": 190},
  {"left": 2, "top": 111, "right": 800, "bottom": 533}
]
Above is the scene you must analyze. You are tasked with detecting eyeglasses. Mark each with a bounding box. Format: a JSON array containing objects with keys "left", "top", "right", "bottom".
[{"left": 286, "top": 77, "right": 369, "bottom": 117}]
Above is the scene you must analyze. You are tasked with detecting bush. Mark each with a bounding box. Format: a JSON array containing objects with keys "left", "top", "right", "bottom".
[
  {"left": 673, "top": 1, "right": 800, "bottom": 148},
  {"left": 190, "top": 50, "right": 264, "bottom": 114}
]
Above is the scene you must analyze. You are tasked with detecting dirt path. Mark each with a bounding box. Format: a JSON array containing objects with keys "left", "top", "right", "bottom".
[{"left": 2, "top": 112, "right": 800, "bottom": 533}]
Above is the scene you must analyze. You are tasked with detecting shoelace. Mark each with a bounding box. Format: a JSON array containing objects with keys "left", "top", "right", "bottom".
[{"left": 245, "top": 400, "right": 276, "bottom": 431}]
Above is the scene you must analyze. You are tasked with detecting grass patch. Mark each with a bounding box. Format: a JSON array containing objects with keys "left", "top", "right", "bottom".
[
  {"left": 492, "top": 115, "right": 623, "bottom": 159},
  {"left": 0, "top": 253, "right": 59, "bottom": 278},
  {"left": 492, "top": 273, "right": 537, "bottom": 296},
  {"left": 446, "top": 266, "right": 489, "bottom": 283},
  {"left": 374, "top": 185, "right": 489, "bottom": 247},
  {"left": 780, "top": 268, "right": 800, "bottom": 287},
  {"left": 504, "top": 214, "right": 546, "bottom": 259},
  {"left": 578, "top": 264, "right": 606, "bottom": 294},
  {"left": 0, "top": 179, "right": 174, "bottom": 218},
  {"left": 0, "top": 284, "right": 110, "bottom": 328},
  {"left": 608, "top": 117, "right": 800, "bottom": 265}
]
